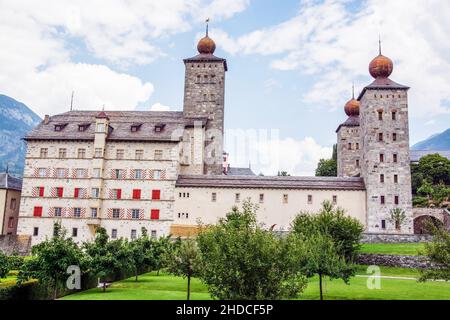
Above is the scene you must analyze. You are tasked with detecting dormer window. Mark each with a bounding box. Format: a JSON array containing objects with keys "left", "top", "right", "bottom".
[
  {"left": 155, "top": 124, "right": 166, "bottom": 133},
  {"left": 54, "top": 123, "right": 68, "bottom": 131},
  {"left": 78, "top": 123, "right": 90, "bottom": 132},
  {"left": 131, "top": 124, "right": 142, "bottom": 132}
]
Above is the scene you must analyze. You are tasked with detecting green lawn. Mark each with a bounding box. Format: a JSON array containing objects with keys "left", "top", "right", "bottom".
[
  {"left": 360, "top": 243, "right": 426, "bottom": 255},
  {"left": 61, "top": 267, "right": 450, "bottom": 300}
]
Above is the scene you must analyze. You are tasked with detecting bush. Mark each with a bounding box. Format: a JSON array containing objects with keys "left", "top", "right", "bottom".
[{"left": 413, "top": 196, "right": 429, "bottom": 207}]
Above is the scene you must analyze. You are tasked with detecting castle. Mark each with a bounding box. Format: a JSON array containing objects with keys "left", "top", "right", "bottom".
[{"left": 16, "top": 28, "right": 413, "bottom": 245}]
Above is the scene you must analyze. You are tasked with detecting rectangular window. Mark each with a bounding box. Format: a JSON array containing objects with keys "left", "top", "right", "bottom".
[
  {"left": 348, "top": 143, "right": 351, "bottom": 150},
  {"left": 131, "top": 229, "right": 137, "bottom": 240},
  {"left": 393, "top": 154, "right": 398, "bottom": 163},
  {"left": 74, "top": 188, "right": 80, "bottom": 198},
  {"left": 154, "top": 150, "right": 163, "bottom": 160},
  {"left": 57, "top": 187, "right": 63, "bottom": 198},
  {"left": 116, "top": 149, "right": 124, "bottom": 159},
  {"left": 332, "top": 195, "right": 337, "bottom": 205},
  {"left": 152, "top": 190, "right": 161, "bottom": 200},
  {"left": 97, "top": 123, "right": 105, "bottom": 132},
  {"left": 58, "top": 148, "right": 67, "bottom": 159},
  {"left": 150, "top": 209, "right": 160, "bottom": 220},
  {"left": 91, "top": 188, "right": 99, "bottom": 198},
  {"left": 33, "top": 206, "right": 43, "bottom": 217},
  {"left": 134, "top": 169, "right": 142, "bottom": 179},
  {"left": 212, "top": 192, "right": 217, "bottom": 202},
  {"left": 392, "top": 133, "right": 397, "bottom": 142},
  {"left": 380, "top": 174, "right": 385, "bottom": 183},
  {"left": 132, "top": 209, "right": 140, "bottom": 219},
  {"left": 40, "top": 148, "right": 48, "bottom": 158},
  {"left": 235, "top": 193, "right": 240, "bottom": 203},
  {"left": 380, "top": 154, "right": 384, "bottom": 163},
  {"left": 259, "top": 193, "right": 264, "bottom": 203},
  {"left": 394, "top": 174, "right": 398, "bottom": 183},
  {"left": 381, "top": 220, "right": 386, "bottom": 229},
  {"left": 77, "top": 148, "right": 86, "bottom": 159},
  {"left": 94, "top": 148, "right": 103, "bottom": 158},
  {"left": 356, "top": 159, "right": 360, "bottom": 167},
  {"left": 38, "top": 168, "right": 47, "bottom": 177},
  {"left": 135, "top": 150, "right": 144, "bottom": 160},
  {"left": 73, "top": 208, "right": 81, "bottom": 218},
  {"left": 112, "top": 189, "right": 122, "bottom": 199},
  {"left": 132, "top": 189, "right": 141, "bottom": 200},
  {"left": 380, "top": 196, "right": 385, "bottom": 205},
  {"left": 33, "top": 227, "right": 39, "bottom": 236},
  {"left": 114, "top": 169, "right": 121, "bottom": 179},
  {"left": 112, "top": 209, "right": 120, "bottom": 219},
  {"left": 378, "top": 133, "right": 383, "bottom": 141},
  {"left": 378, "top": 111, "right": 383, "bottom": 120},
  {"left": 8, "top": 217, "right": 14, "bottom": 228},
  {"left": 356, "top": 143, "right": 359, "bottom": 150},
  {"left": 76, "top": 168, "right": 85, "bottom": 178},
  {"left": 308, "top": 195, "right": 313, "bottom": 204},
  {"left": 72, "top": 228, "right": 78, "bottom": 237},
  {"left": 9, "top": 198, "right": 16, "bottom": 210},
  {"left": 54, "top": 207, "right": 62, "bottom": 217},
  {"left": 151, "top": 230, "right": 157, "bottom": 239},
  {"left": 153, "top": 170, "right": 161, "bottom": 180},
  {"left": 91, "top": 208, "right": 98, "bottom": 218},
  {"left": 111, "top": 229, "right": 117, "bottom": 239},
  {"left": 392, "top": 111, "right": 397, "bottom": 120},
  {"left": 56, "top": 168, "right": 66, "bottom": 178},
  {"left": 38, "top": 187, "right": 44, "bottom": 197},
  {"left": 93, "top": 168, "right": 101, "bottom": 178},
  {"left": 283, "top": 194, "right": 288, "bottom": 204},
  {"left": 395, "top": 196, "right": 399, "bottom": 205}
]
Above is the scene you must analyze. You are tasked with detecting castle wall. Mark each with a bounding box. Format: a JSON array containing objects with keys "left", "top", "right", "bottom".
[{"left": 337, "top": 124, "right": 362, "bottom": 177}]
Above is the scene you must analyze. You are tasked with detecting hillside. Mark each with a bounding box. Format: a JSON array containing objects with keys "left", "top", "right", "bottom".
[{"left": 412, "top": 129, "right": 450, "bottom": 151}]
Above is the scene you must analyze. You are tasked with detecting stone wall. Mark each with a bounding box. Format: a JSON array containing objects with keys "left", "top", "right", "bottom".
[
  {"left": 357, "top": 253, "right": 431, "bottom": 269},
  {"left": 362, "top": 232, "right": 432, "bottom": 243},
  {"left": 337, "top": 123, "right": 361, "bottom": 177},
  {"left": 0, "top": 235, "right": 31, "bottom": 255}
]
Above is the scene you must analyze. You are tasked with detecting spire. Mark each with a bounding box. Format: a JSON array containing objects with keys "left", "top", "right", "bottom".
[
  {"left": 352, "top": 82, "right": 355, "bottom": 99},
  {"left": 378, "top": 34, "right": 382, "bottom": 55},
  {"left": 205, "top": 18, "right": 209, "bottom": 37}
]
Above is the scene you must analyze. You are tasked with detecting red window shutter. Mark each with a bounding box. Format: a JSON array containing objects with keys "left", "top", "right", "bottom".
[
  {"left": 57, "top": 187, "right": 63, "bottom": 197},
  {"left": 117, "top": 189, "right": 122, "bottom": 199},
  {"left": 33, "top": 206, "right": 42, "bottom": 217},
  {"left": 39, "top": 187, "right": 44, "bottom": 197},
  {"left": 152, "top": 190, "right": 161, "bottom": 200},
  {"left": 74, "top": 188, "right": 79, "bottom": 198},
  {"left": 133, "top": 189, "right": 141, "bottom": 199},
  {"left": 150, "top": 209, "right": 160, "bottom": 220}
]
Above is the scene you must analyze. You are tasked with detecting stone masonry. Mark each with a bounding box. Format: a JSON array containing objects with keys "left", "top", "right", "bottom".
[{"left": 337, "top": 123, "right": 362, "bottom": 177}]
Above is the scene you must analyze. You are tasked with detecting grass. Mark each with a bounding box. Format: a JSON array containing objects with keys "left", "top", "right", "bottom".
[
  {"left": 61, "top": 267, "right": 450, "bottom": 300},
  {"left": 0, "top": 275, "right": 17, "bottom": 289},
  {"left": 360, "top": 243, "right": 426, "bottom": 255}
]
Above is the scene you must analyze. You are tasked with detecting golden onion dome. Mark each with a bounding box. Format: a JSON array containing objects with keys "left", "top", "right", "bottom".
[
  {"left": 197, "top": 36, "right": 216, "bottom": 54},
  {"left": 344, "top": 98, "right": 360, "bottom": 117}
]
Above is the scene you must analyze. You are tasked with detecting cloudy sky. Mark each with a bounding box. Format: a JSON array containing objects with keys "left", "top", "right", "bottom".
[{"left": 1, "top": 0, "right": 449, "bottom": 175}]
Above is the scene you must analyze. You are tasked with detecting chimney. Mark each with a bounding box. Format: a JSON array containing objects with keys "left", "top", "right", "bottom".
[{"left": 44, "top": 115, "right": 50, "bottom": 124}]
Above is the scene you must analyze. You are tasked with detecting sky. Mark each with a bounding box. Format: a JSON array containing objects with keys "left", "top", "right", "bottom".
[{"left": 1, "top": 0, "right": 449, "bottom": 175}]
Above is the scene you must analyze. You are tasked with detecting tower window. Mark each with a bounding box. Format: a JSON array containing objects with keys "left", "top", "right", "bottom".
[
  {"left": 378, "top": 111, "right": 383, "bottom": 120},
  {"left": 394, "top": 196, "right": 399, "bottom": 205},
  {"left": 40, "top": 148, "right": 48, "bottom": 158},
  {"left": 378, "top": 133, "right": 383, "bottom": 141},
  {"left": 392, "top": 111, "right": 397, "bottom": 120},
  {"left": 356, "top": 143, "right": 359, "bottom": 150},
  {"left": 394, "top": 174, "right": 398, "bottom": 183},
  {"left": 116, "top": 149, "right": 124, "bottom": 159},
  {"left": 392, "top": 133, "right": 397, "bottom": 141},
  {"left": 381, "top": 220, "right": 386, "bottom": 229},
  {"left": 380, "top": 196, "right": 385, "bottom": 205},
  {"left": 393, "top": 154, "right": 398, "bottom": 163},
  {"left": 380, "top": 174, "right": 384, "bottom": 183},
  {"left": 135, "top": 150, "right": 144, "bottom": 160},
  {"left": 348, "top": 143, "right": 351, "bottom": 150},
  {"left": 380, "top": 154, "right": 384, "bottom": 163},
  {"left": 356, "top": 159, "right": 360, "bottom": 167}
]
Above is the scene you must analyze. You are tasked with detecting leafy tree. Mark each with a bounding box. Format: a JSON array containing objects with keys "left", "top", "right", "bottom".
[
  {"left": 129, "top": 228, "right": 155, "bottom": 282},
  {"left": 18, "top": 222, "right": 86, "bottom": 299},
  {"left": 291, "top": 200, "right": 364, "bottom": 261},
  {"left": 166, "top": 239, "right": 202, "bottom": 300},
  {"left": 197, "top": 199, "right": 307, "bottom": 300},
  {"left": 8, "top": 251, "right": 25, "bottom": 270},
  {"left": 296, "top": 232, "right": 354, "bottom": 300},
  {"left": 84, "top": 227, "right": 133, "bottom": 292},
  {"left": 388, "top": 208, "right": 407, "bottom": 230},
  {"left": 431, "top": 182, "right": 450, "bottom": 206},
  {"left": 151, "top": 235, "right": 176, "bottom": 276},
  {"left": 413, "top": 195, "right": 429, "bottom": 208},
  {"left": 277, "top": 171, "right": 290, "bottom": 176},
  {"left": 315, "top": 159, "right": 337, "bottom": 177},
  {"left": 419, "top": 224, "right": 450, "bottom": 282},
  {"left": 417, "top": 180, "right": 434, "bottom": 200},
  {"left": 417, "top": 153, "right": 450, "bottom": 185},
  {"left": 0, "top": 251, "right": 9, "bottom": 279}
]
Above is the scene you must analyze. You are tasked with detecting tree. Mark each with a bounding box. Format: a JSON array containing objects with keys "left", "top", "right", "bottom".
[
  {"left": 417, "top": 180, "right": 434, "bottom": 200},
  {"left": 166, "top": 239, "right": 202, "bottom": 300},
  {"left": 84, "top": 227, "right": 133, "bottom": 292},
  {"left": 277, "top": 171, "right": 290, "bottom": 176},
  {"left": 431, "top": 182, "right": 450, "bottom": 206},
  {"left": 417, "top": 153, "right": 450, "bottom": 185},
  {"left": 388, "top": 208, "right": 407, "bottom": 230},
  {"left": 0, "top": 251, "right": 9, "bottom": 279},
  {"left": 315, "top": 159, "right": 337, "bottom": 177},
  {"left": 197, "top": 199, "right": 307, "bottom": 300},
  {"left": 129, "top": 228, "right": 154, "bottom": 282},
  {"left": 419, "top": 224, "right": 450, "bottom": 282},
  {"left": 18, "top": 222, "right": 86, "bottom": 299},
  {"left": 296, "top": 232, "right": 354, "bottom": 300},
  {"left": 291, "top": 200, "right": 364, "bottom": 261},
  {"left": 151, "top": 235, "right": 174, "bottom": 276}
]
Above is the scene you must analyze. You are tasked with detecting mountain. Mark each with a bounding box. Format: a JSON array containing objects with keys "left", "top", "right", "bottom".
[
  {"left": 412, "top": 128, "right": 450, "bottom": 151},
  {"left": 0, "top": 94, "right": 41, "bottom": 176}
]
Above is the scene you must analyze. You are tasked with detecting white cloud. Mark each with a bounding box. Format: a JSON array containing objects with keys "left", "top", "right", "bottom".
[
  {"left": 215, "top": 0, "right": 450, "bottom": 118},
  {"left": 150, "top": 102, "right": 172, "bottom": 111}
]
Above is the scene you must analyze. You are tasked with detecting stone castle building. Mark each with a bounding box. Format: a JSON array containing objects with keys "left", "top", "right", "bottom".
[{"left": 16, "top": 29, "right": 415, "bottom": 245}]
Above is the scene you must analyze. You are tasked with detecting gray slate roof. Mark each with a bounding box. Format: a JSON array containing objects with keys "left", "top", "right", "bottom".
[
  {"left": 410, "top": 150, "right": 450, "bottom": 163},
  {"left": 336, "top": 116, "right": 360, "bottom": 133},
  {"left": 25, "top": 111, "right": 208, "bottom": 142},
  {"left": 358, "top": 77, "right": 409, "bottom": 100},
  {"left": 183, "top": 53, "right": 228, "bottom": 71},
  {"left": 0, "top": 173, "right": 22, "bottom": 191},
  {"left": 226, "top": 167, "right": 256, "bottom": 176},
  {"left": 176, "top": 175, "right": 365, "bottom": 190}
]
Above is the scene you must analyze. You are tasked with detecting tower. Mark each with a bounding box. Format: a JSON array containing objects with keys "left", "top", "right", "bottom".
[
  {"left": 336, "top": 86, "right": 362, "bottom": 177},
  {"left": 359, "top": 42, "right": 413, "bottom": 234},
  {"left": 183, "top": 21, "right": 227, "bottom": 175}
]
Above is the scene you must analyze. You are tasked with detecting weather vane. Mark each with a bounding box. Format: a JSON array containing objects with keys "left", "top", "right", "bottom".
[{"left": 205, "top": 18, "right": 210, "bottom": 36}]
